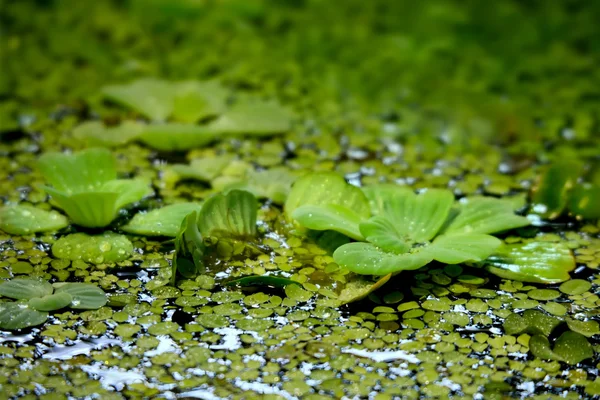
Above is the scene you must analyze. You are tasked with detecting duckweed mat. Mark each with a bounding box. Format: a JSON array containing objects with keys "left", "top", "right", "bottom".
[{"left": 1, "top": 1, "right": 600, "bottom": 399}]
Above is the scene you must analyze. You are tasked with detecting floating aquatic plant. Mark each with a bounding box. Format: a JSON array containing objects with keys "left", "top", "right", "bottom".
[
  {"left": 286, "top": 174, "right": 543, "bottom": 278},
  {"left": 173, "top": 190, "right": 259, "bottom": 280},
  {"left": 0, "top": 279, "right": 106, "bottom": 330},
  {"left": 0, "top": 204, "right": 69, "bottom": 235},
  {"left": 38, "top": 148, "right": 152, "bottom": 227},
  {"left": 223, "top": 167, "right": 297, "bottom": 205}
]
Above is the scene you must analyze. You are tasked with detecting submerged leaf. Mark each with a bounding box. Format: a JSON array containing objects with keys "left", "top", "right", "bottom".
[
  {"left": 285, "top": 172, "right": 370, "bottom": 223},
  {"left": 292, "top": 204, "right": 366, "bottom": 241},
  {"left": 338, "top": 273, "right": 392, "bottom": 304},
  {"left": 333, "top": 242, "right": 433, "bottom": 275},
  {"left": 0, "top": 279, "right": 53, "bottom": 300},
  {"left": 531, "top": 160, "right": 583, "bottom": 219},
  {"left": 442, "top": 197, "right": 530, "bottom": 235},
  {"left": 102, "top": 78, "right": 176, "bottom": 121},
  {"left": 0, "top": 205, "right": 69, "bottom": 235},
  {"left": 54, "top": 283, "right": 107, "bottom": 309},
  {"left": 28, "top": 292, "right": 73, "bottom": 312},
  {"left": 198, "top": 190, "right": 258, "bottom": 238},
  {"left": 208, "top": 100, "right": 292, "bottom": 136},
  {"left": 480, "top": 241, "right": 575, "bottom": 284},
  {"left": 0, "top": 302, "right": 48, "bottom": 330},
  {"left": 138, "top": 123, "right": 218, "bottom": 151},
  {"left": 52, "top": 232, "right": 133, "bottom": 264},
  {"left": 123, "top": 203, "right": 202, "bottom": 237}
]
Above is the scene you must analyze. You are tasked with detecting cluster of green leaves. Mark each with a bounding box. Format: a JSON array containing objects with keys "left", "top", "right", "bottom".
[
  {"left": 285, "top": 172, "right": 574, "bottom": 283},
  {"left": 38, "top": 148, "right": 151, "bottom": 228},
  {"left": 504, "top": 309, "right": 596, "bottom": 365},
  {"left": 73, "top": 79, "right": 292, "bottom": 151},
  {"left": 0, "top": 279, "right": 106, "bottom": 330},
  {"left": 173, "top": 190, "right": 259, "bottom": 280},
  {"left": 531, "top": 159, "right": 600, "bottom": 220}
]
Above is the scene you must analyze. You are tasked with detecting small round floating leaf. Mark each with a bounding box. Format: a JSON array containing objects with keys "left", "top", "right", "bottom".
[
  {"left": 28, "top": 292, "right": 73, "bottom": 312},
  {"left": 553, "top": 331, "right": 594, "bottom": 365},
  {"left": 480, "top": 241, "right": 575, "bottom": 284},
  {"left": 54, "top": 283, "right": 107, "bottom": 309},
  {"left": 122, "top": 203, "right": 202, "bottom": 237},
  {"left": 0, "top": 302, "right": 48, "bottom": 330},
  {"left": 559, "top": 279, "right": 592, "bottom": 295},
  {"left": 0, "top": 205, "right": 69, "bottom": 235},
  {"left": 0, "top": 279, "right": 53, "bottom": 300},
  {"left": 442, "top": 197, "right": 530, "bottom": 236},
  {"left": 293, "top": 204, "right": 366, "bottom": 241},
  {"left": 225, "top": 275, "right": 300, "bottom": 289},
  {"left": 52, "top": 232, "right": 133, "bottom": 264}
]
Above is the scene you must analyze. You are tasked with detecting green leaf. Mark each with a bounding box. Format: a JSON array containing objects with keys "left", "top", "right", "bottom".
[
  {"left": 28, "top": 292, "right": 73, "bottom": 312},
  {"left": 480, "top": 241, "right": 575, "bottom": 284},
  {"left": 292, "top": 204, "right": 366, "bottom": 241},
  {"left": 172, "top": 80, "right": 228, "bottom": 123},
  {"left": 100, "top": 179, "right": 152, "bottom": 210},
  {"left": 123, "top": 202, "right": 202, "bottom": 237},
  {"left": 503, "top": 310, "right": 562, "bottom": 337},
  {"left": 225, "top": 275, "right": 300, "bottom": 289},
  {"left": 338, "top": 273, "right": 392, "bottom": 304},
  {"left": 198, "top": 190, "right": 258, "bottom": 238},
  {"left": 102, "top": 78, "right": 176, "bottom": 121},
  {"left": 72, "top": 120, "right": 144, "bottom": 147},
  {"left": 208, "top": 100, "right": 292, "bottom": 136},
  {"left": 171, "top": 155, "right": 234, "bottom": 183},
  {"left": 333, "top": 242, "right": 433, "bottom": 275},
  {"left": 0, "top": 205, "right": 69, "bottom": 235},
  {"left": 174, "top": 211, "right": 205, "bottom": 280},
  {"left": 530, "top": 331, "right": 594, "bottom": 365},
  {"left": 362, "top": 185, "right": 454, "bottom": 243},
  {"left": 359, "top": 216, "right": 411, "bottom": 254},
  {"left": 225, "top": 167, "right": 297, "bottom": 205},
  {"left": 425, "top": 233, "right": 501, "bottom": 264},
  {"left": 44, "top": 190, "right": 120, "bottom": 228},
  {"left": 442, "top": 197, "right": 530, "bottom": 235},
  {"left": 52, "top": 232, "right": 133, "bottom": 264},
  {"left": 54, "top": 283, "right": 107, "bottom": 309},
  {"left": 284, "top": 172, "right": 370, "bottom": 222},
  {"left": 138, "top": 123, "right": 218, "bottom": 151},
  {"left": 0, "top": 302, "right": 48, "bottom": 330},
  {"left": 568, "top": 183, "right": 600, "bottom": 220},
  {"left": 38, "top": 148, "right": 116, "bottom": 193},
  {"left": 531, "top": 160, "right": 584, "bottom": 219},
  {"left": 0, "top": 279, "right": 53, "bottom": 300}
]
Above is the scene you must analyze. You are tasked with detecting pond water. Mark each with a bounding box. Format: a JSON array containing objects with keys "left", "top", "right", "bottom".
[{"left": 1, "top": 1, "right": 600, "bottom": 399}]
